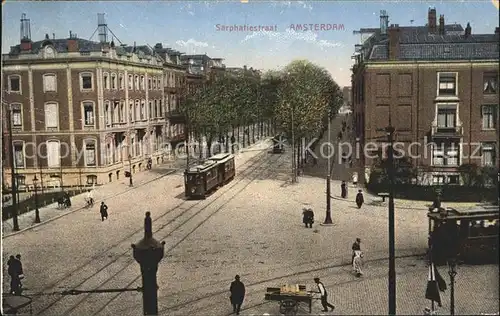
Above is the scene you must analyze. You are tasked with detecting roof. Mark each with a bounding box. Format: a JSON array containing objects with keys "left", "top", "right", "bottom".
[
  {"left": 428, "top": 205, "right": 499, "bottom": 222},
  {"left": 356, "top": 24, "right": 499, "bottom": 61},
  {"left": 186, "top": 160, "right": 217, "bottom": 172}
]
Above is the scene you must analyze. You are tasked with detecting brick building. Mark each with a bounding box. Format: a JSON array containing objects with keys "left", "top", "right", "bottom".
[
  {"left": 351, "top": 8, "right": 499, "bottom": 185},
  {"left": 1, "top": 14, "right": 226, "bottom": 188}
]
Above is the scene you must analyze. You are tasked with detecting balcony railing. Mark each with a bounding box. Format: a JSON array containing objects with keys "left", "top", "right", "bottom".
[{"left": 431, "top": 125, "right": 463, "bottom": 137}]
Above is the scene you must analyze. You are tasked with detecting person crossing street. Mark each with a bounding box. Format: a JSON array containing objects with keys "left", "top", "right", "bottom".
[{"left": 314, "top": 277, "right": 335, "bottom": 312}]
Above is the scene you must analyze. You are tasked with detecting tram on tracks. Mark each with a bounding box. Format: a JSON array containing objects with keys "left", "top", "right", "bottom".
[
  {"left": 184, "top": 153, "right": 235, "bottom": 199},
  {"left": 428, "top": 205, "right": 499, "bottom": 265}
]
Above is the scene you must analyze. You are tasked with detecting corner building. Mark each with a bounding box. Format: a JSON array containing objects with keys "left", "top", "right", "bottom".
[{"left": 351, "top": 8, "right": 499, "bottom": 185}]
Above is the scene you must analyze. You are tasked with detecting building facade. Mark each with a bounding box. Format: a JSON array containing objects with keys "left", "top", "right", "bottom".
[{"left": 351, "top": 8, "right": 499, "bottom": 185}]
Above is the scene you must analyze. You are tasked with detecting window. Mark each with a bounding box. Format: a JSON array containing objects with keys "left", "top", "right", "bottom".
[
  {"left": 159, "top": 99, "right": 163, "bottom": 117},
  {"left": 8, "top": 75, "right": 21, "bottom": 93},
  {"left": 140, "top": 76, "right": 145, "bottom": 90},
  {"left": 154, "top": 100, "right": 158, "bottom": 118},
  {"left": 141, "top": 100, "right": 146, "bottom": 120},
  {"left": 437, "top": 108, "right": 456, "bottom": 128},
  {"left": 80, "top": 72, "right": 93, "bottom": 90},
  {"left": 135, "top": 100, "right": 141, "bottom": 121},
  {"left": 83, "top": 102, "right": 95, "bottom": 126},
  {"left": 105, "top": 101, "right": 111, "bottom": 125},
  {"left": 149, "top": 101, "right": 153, "bottom": 119},
  {"left": 148, "top": 77, "right": 152, "bottom": 90},
  {"left": 119, "top": 73, "right": 124, "bottom": 89},
  {"left": 483, "top": 73, "right": 498, "bottom": 94},
  {"left": 103, "top": 73, "right": 110, "bottom": 89},
  {"left": 448, "top": 175, "right": 459, "bottom": 185},
  {"left": 86, "top": 175, "right": 97, "bottom": 185},
  {"left": 153, "top": 77, "right": 157, "bottom": 90},
  {"left": 437, "top": 72, "right": 457, "bottom": 96},
  {"left": 43, "top": 74, "right": 57, "bottom": 92},
  {"left": 135, "top": 75, "right": 139, "bottom": 90},
  {"left": 120, "top": 101, "right": 125, "bottom": 122},
  {"left": 13, "top": 142, "right": 25, "bottom": 168},
  {"left": 129, "top": 101, "right": 134, "bottom": 122},
  {"left": 128, "top": 74, "right": 133, "bottom": 90},
  {"left": 113, "top": 101, "right": 119, "bottom": 123},
  {"left": 46, "top": 140, "right": 60, "bottom": 167},
  {"left": 481, "top": 143, "right": 496, "bottom": 166},
  {"left": 111, "top": 73, "right": 117, "bottom": 89},
  {"left": 481, "top": 105, "right": 497, "bottom": 129},
  {"left": 432, "top": 142, "right": 459, "bottom": 166},
  {"left": 44, "top": 102, "right": 59, "bottom": 128},
  {"left": 11, "top": 104, "right": 22, "bottom": 127},
  {"left": 432, "top": 175, "right": 445, "bottom": 185},
  {"left": 85, "top": 140, "right": 97, "bottom": 166}
]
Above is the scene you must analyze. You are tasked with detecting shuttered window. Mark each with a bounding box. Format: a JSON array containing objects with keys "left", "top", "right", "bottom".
[
  {"left": 43, "top": 74, "right": 57, "bottom": 92},
  {"left": 45, "top": 103, "right": 58, "bottom": 128},
  {"left": 46, "top": 140, "right": 60, "bottom": 167}
]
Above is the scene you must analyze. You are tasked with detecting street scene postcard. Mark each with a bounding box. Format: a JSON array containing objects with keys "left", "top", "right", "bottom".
[{"left": 1, "top": 0, "right": 499, "bottom": 315}]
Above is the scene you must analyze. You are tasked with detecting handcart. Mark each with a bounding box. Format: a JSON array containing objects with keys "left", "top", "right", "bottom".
[{"left": 265, "top": 284, "right": 314, "bottom": 315}]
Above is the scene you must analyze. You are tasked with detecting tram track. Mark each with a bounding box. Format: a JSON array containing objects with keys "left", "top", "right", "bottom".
[{"left": 33, "top": 148, "right": 287, "bottom": 315}]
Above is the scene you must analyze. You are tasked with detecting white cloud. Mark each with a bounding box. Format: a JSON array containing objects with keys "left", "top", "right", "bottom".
[
  {"left": 175, "top": 39, "right": 209, "bottom": 48},
  {"left": 240, "top": 28, "right": 343, "bottom": 50}
]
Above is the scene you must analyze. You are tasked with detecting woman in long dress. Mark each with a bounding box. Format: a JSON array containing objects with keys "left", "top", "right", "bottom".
[{"left": 353, "top": 250, "right": 364, "bottom": 277}]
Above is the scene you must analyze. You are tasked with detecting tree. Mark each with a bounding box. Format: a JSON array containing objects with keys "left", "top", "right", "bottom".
[
  {"left": 369, "top": 155, "right": 417, "bottom": 187},
  {"left": 458, "top": 163, "right": 482, "bottom": 187}
]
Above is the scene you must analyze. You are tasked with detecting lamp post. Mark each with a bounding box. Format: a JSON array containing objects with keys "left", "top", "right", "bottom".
[
  {"left": 33, "top": 175, "right": 40, "bottom": 223},
  {"left": 448, "top": 258, "right": 457, "bottom": 316},
  {"left": 128, "top": 154, "right": 133, "bottom": 187},
  {"left": 131, "top": 212, "right": 165, "bottom": 315},
  {"left": 385, "top": 122, "right": 396, "bottom": 315}
]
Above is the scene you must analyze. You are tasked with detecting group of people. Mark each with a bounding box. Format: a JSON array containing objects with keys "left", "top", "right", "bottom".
[
  {"left": 57, "top": 192, "right": 72, "bottom": 209},
  {"left": 340, "top": 181, "right": 365, "bottom": 208},
  {"left": 7, "top": 254, "right": 24, "bottom": 295}
]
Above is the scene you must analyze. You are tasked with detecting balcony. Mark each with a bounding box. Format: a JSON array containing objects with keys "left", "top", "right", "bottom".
[
  {"left": 166, "top": 110, "right": 186, "bottom": 123},
  {"left": 431, "top": 125, "right": 463, "bottom": 138}
]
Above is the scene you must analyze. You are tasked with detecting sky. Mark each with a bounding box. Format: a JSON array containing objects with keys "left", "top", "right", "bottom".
[{"left": 2, "top": 0, "right": 499, "bottom": 87}]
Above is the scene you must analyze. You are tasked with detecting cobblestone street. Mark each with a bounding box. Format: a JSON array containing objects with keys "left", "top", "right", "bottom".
[{"left": 2, "top": 137, "right": 498, "bottom": 316}]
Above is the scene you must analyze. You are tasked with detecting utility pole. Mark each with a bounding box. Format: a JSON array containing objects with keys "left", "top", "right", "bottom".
[
  {"left": 386, "top": 121, "right": 396, "bottom": 315},
  {"left": 6, "top": 104, "right": 20, "bottom": 231},
  {"left": 324, "top": 110, "right": 333, "bottom": 225}
]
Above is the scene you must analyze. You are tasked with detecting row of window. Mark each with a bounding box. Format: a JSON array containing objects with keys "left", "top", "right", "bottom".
[
  {"left": 431, "top": 142, "right": 496, "bottom": 167},
  {"left": 13, "top": 139, "right": 96, "bottom": 169},
  {"left": 352, "top": 72, "right": 498, "bottom": 103},
  {"left": 10, "top": 98, "right": 170, "bottom": 130},
  {"left": 6, "top": 70, "right": 186, "bottom": 95},
  {"left": 435, "top": 104, "right": 497, "bottom": 130}
]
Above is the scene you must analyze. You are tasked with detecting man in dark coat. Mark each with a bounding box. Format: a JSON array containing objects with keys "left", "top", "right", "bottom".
[
  {"left": 341, "top": 181, "right": 347, "bottom": 198},
  {"left": 229, "top": 275, "right": 245, "bottom": 315},
  {"left": 355, "top": 190, "right": 364, "bottom": 209},
  {"left": 100, "top": 202, "right": 109, "bottom": 221},
  {"left": 314, "top": 277, "right": 335, "bottom": 312},
  {"left": 64, "top": 192, "right": 71, "bottom": 207},
  {"left": 302, "top": 208, "right": 314, "bottom": 228}
]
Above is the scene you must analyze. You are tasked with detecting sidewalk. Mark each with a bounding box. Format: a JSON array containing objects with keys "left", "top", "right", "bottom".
[{"left": 2, "top": 137, "right": 273, "bottom": 238}]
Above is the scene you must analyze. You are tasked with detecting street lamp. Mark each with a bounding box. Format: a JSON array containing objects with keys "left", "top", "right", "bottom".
[
  {"left": 128, "top": 154, "right": 133, "bottom": 187},
  {"left": 323, "top": 109, "right": 333, "bottom": 225},
  {"left": 385, "top": 122, "right": 396, "bottom": 315},
  {"left": 33, "top": 175, "right": 40, "bottom": 223},
  {"left": 447, "top": 258, "right": 458, "bottom": 316},
  {"left": 131, "top": 212, "right": 165, "bottom": 315}
]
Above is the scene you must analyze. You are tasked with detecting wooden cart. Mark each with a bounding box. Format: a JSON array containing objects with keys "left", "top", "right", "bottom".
[{"left": 265, "top": 284, "right": 313, "bottom": 314}]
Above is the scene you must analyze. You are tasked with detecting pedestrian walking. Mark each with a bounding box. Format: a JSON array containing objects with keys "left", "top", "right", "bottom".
[
  {"left": 352, "top": 250, "right": 364, "bottom": 277},
  {"left": 341, "top": 181, "right": 347, "bottom": 199},
  {"left": 229, "top": 275, "right": 245, "bottom": 315},
  {"left": 302, "top": 208, "right": 314, "bottom": 228},
  {"left": 313, "top": 277, "right": 335, "bottom": 312},
  {"left": 355, "top": 190, "right": 364, "bottom": 209},
  {"left": 100, "top": 202, "right": 109, "bottom": 221},
  {"left": 7, "top": 255, "right": 21, "bottom": 295},
  {"left": 351, "top": 238, "right": 361, "bottom": 264},
  {"left": 230, "top": 135, "right": 236, "bottom": 153}
]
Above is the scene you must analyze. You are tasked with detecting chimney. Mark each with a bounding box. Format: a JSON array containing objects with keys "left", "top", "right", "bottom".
[
  {"left": 19, "top": 13, "right": 32, "bottom": 51},
  {"left": 439, "top": 15, "right": 445, "bottom": 35},
  {"left": 67, "top": 31, "right": 79, "bottom": 53},
  {"left": 53, "top": 33, "right": 55, "bottom": 39},
  {"left": 495, "top": 27, "right": 499, "bottom": 35},
  {"left": 388, "top": 24, "right": 400, "bottom": 60},
  {"left": 45, "top": 34, "right": 49, "bottom": 40},
  {"left": 464, "top": 23, "right": 472, "bottom": 38},
  {"left": 380, "top": 10, "right": 389, "bottom": 35},
  {"left": 428, "top": 8, "right": 437, "bottom": 34}
]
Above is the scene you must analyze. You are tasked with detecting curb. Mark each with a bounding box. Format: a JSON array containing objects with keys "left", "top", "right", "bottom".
[{"left": 2, "top": 169, "right": 177, "bottom": 239}]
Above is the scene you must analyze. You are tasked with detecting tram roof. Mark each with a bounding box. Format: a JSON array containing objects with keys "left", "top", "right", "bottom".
[
  {"left": 209, "top": 153, "right": 233, "bottom": 161},
  {"left": 186, "top": 160, "right": 217, "bottom": 172},
  {"left": 428, "top": 205, "right": 499, "bottom": 221}
]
